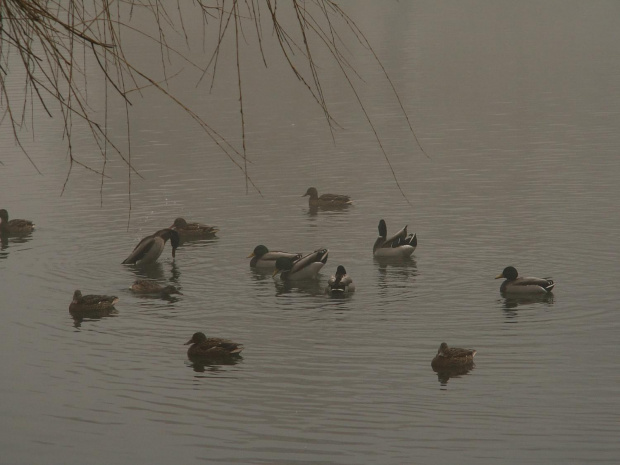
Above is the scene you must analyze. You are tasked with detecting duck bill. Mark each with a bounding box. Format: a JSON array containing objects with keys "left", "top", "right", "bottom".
[
  {"left": 247, "top": 252, "right": 255, "bottom": 258},
  {"left": 272, "top": 269, "right": 281, "bottom": 277},
  {"left": 495, "top": 274, "right": 504, "bottom": 279},
  {"left": 184, "top": 338, "right": 192, "bottom": 345}
]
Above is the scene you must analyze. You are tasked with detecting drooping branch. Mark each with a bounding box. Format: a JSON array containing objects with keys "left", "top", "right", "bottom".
[{"left": 0, "top": 0, "right": 426, "bottom": 209}]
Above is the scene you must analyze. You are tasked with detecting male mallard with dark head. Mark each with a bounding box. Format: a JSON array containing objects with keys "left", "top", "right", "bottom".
[
  {"left": 69, "top": 290, "right": 119, "bottom": 312},
  {"left": 130, "top": 280, "right": 182, "bottom": 296},
  {"left": 273, "top": 248, "right": 328, "bottom": 281},
  {"left": 303, "top": 187, "right": 352, "bottom": 207},
  {"left": 495, "top": 266, "right": 555, "bottom": 294},
  {"left": 122, "top": 228, "right": 180, "bottom": 265},
  {"left": 247, "top": 245, "right": 302, "bottom": 269},
  {"left": 185, "top": 332, "right": 244, "bottom": 358},
  {"left": 0, "top": 209, "right": 35, "bottom": 235},
  {"left": 325, "top": 265, "right": 356, "bottom": 294},
  {"left": 373, "top": 219, "right": 417, "bottom": 258},
  {"left": 431, "top": 342, "right": 477, "bottom": 369},
  {"left": 170, "top": 217, "right": 219, "bottom": 239}
]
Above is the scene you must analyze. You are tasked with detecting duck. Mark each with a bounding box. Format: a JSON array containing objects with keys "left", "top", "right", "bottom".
[
  {"left": 247, "top": 245, "right": 302, "bottom": 269},
  {"left": 325, "top": 265, "right": 356, "bottom": 294},
  {"left": 273, "top": 248, "right": 329, "bottom": 280},
  {"left": 0, "top": 209, "right": 35, "bottom": 235},
  {"left": 130, "top": 279, "right": 183, "bottom": 296},
  {"left": 373, "top": 219, "right": 417, "bottom": 257},
  {"left": 431, "top": 342, "right": 477, "bottom": 369},
  {"left": 303, "top": 187, "right": 352, "bottom": 207},
  {"left": 122, "top": 228, "right": 180, "bottom": 265},
  {"left": 69, "top": 290, "right": 119, "bottom": 312},
  {"left": 495, "top": 266, "right": 555, "bottom": 294},
  {"left": 170, "top": 217, "right": 218, "bottom": 239},
  {"left": 185, "top": 332, "right": 244, "bottom": 358}
]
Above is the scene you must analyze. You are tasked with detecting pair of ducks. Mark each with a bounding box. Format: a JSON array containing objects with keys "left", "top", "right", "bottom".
[
  {"left": 247, "top": 245, "right": 355, "bottom": 294},
  {"left": 188, "top": 336, "right": 474, "bottom": 366},
  {"left": 121, "top": 217, "right": 218, "bottom": 265},
  {"left": 70, "top": 279, "right": 183, "bottom": 311}
]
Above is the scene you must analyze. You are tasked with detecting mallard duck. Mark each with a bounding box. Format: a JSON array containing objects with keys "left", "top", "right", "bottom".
[
  {"left": 122, "top": 228, "right": 180, "bottom": 265},
  {"left": 373, "top": 219, "right": 417, "bottom": 257},
  {"left": 170, "top": 217, "right": 219, "bottom": 239},
  {"left": 0, "top": 209, "right": 34, "bottom": 235},
  {"left": 247, "top": 245, "right": 302, "bottom": 269},
  {"left": 325, "top": 265, "right": 356, "bottom": 294},
  {"left": 130, "top": 279, "right": 182, "bottom": 296},
  {"left": 431, "top": 342, "right": 476, "bottom": 369},
  {"left": 185, "top": 332, "right": 244, "bottom": 358},
  {"left": 273, "top": 248, "right": 329, "bottom": 280},
  {"left": 495, "top": 266, "right": 555, "bottom": 294},
  {"left": 303, "top": 187, "right": 352, "bottom": 207},
  {"left": 69, "top": 290, "right": 119, "bottom": 312}
]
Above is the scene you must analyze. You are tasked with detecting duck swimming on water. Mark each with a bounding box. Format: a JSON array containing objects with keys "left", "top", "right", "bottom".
[
  {"left": 185, "top": 332, "right": 244, "bottom": 358},
  {"left": 495, "top": 266, "right": 555, "bottom": 294},
  {"left": 0, "top": 209, "right": 34, "bottom": 235},
  {"left": 122, "top": 229, "right": 180, "bottom": 265},
  {"left": 303, "top": 187, "right": 352, "bottom": 207},
  {"left": 273, "top": 249, "right": 328, "bottom": 280},
  {"left": 170, "top": 217, "right": 219, "bottom": 239},
  {"left": 373, "top": 219, "right": 417, "bottom": 258}
]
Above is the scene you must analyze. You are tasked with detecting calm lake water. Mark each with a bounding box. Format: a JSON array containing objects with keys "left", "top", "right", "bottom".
[{"left": 1, "top": 1, "right": 620, "bottom": 464}]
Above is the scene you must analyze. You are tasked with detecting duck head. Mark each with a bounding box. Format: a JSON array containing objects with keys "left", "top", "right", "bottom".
[
  {"left": 273, "top": 256, "right": 294, "bottom": 277},
  {"left": 436, "top": 342, "right": 449, "bottom": 356},
  {"left": 303, "top": 187, "right": 319, "bottom": 199},
  {"left": 157, "top": 229, "right": 180, "bottom": 258},
  {"left": 378, "top": 219, "right": 387, "bottom": 238},
  {"left": 185, "top": 332, "right": 207, "bottom": 345},
  {"left": 496, "top": 266, "right": 518, "bottom": 281},
  {"left": 248, "top": 244, "right": 269, "bottom": 259},
  {"left": 171, "top": 217, "right": 188, "bottom": 229},
  {"left": 72, "top": 290, "right": 83, "bottom": 303}
]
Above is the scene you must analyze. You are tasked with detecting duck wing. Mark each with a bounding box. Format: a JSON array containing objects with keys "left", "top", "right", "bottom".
[
  {"left": 382, "top": 225, "right": 409, "bottom": 248},
  {"left": 122, "top": 234, "right": 157, "bottom": 264},
  {"left": 198, "top": 338, "right": 244, "bottom": 355},
  {"left": 319, "top": 193, "right": 352, "bottom": 204},
  {"left": 81, "top": 294, "right": 119, "bottom": 306},
  {"left": 445, "top": 347, "right": 477, "bottom": 359},
  {"left": 516, "top": 276, "right": 555, "bottom": 292},
  {"left": 290, "top": 249, "right": 328, "bottom": 274},
  {"left": 8, "top": 219, "right": 35, "bottom": 230}
]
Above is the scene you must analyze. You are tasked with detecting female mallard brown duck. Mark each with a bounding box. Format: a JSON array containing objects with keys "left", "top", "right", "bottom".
[
  {"left": 273, "top": 249, "right": 329, "bottom": 281},
  {"left": 0, "top": 209, "right": 34, "bottom": 235},
  {"left": 325, "top": 265, "right": 356, "bottom": 294},
  {"left": 185, "top": 332, "right": 244, "bottom": 358},
  {"left": 170, "top": 217, "right": 219, "bottom": 239},
  {"left": 130, "top": 280, "right": 182, "bottom": 296},
  {"left": 247, "top": 245, "right": 302, "bottom": 269},
  {"left": 122, "top": 228, "right": 180, "bottom": 265},
  {"left": 431, "top": 342, "right": 477, "bottom": 369},
  {"left": 69, "top": 290, "right": 119, "bottom": 312},
  {"left": 495, "top": 266, "right": 555, "bottom": 294},
  {"left": 373, "top": 219, "right": 417, "bottom": 258},
  {"left": 303, "top": 187, "right": 352, "bottom": 207}
]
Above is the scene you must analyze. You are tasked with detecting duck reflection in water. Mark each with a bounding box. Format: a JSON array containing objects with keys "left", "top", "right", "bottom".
[
  {"left": 274, "top": 278, "right": 324, "bottom": 297},
  {"left": 501, "top": 292, "right": 555, "bottom": 319},
  {"left": 187, "top": 356, "right": 243, "bottom": 373},
  {"left": 431, "top": 342, "right": 476, "bottom": 386},
  {"left": 126, "top": 260, "right": 181, "bottom": 283}
]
